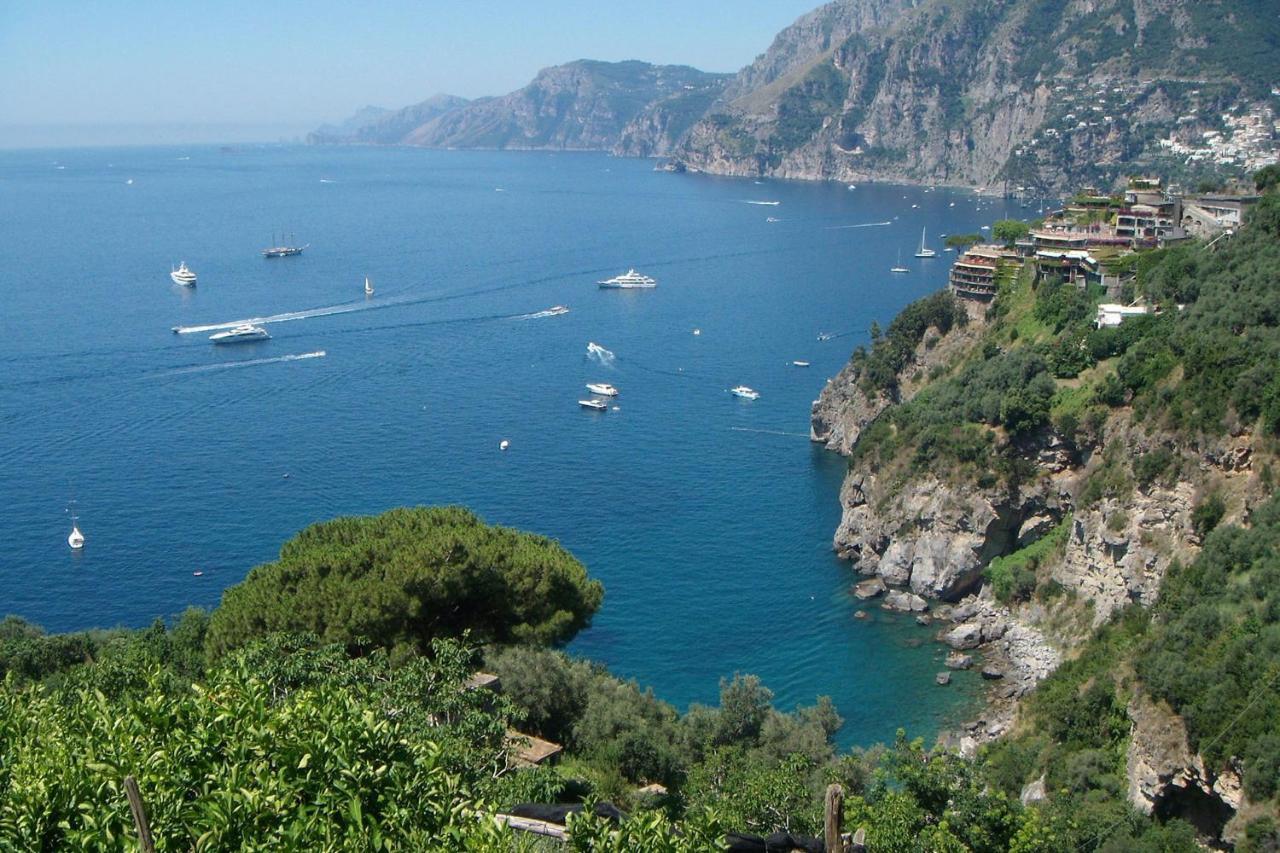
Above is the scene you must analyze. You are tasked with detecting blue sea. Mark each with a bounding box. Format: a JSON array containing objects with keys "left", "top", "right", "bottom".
[{"left": 0, "top": 145, "right": 1031, "bottom": 747}]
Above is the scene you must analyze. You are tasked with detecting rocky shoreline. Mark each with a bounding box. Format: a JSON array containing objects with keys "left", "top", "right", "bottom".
[{"left": 858, "top": 578, "right": 1060, "bottom": 752}]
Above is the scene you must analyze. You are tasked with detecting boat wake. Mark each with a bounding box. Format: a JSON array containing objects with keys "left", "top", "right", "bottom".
[
  {"left": 824, "top": 221, "right": 893, "bottom": 230},
  {"left": 515, "top": 306, "right": 570, "bottom": 320},
  {"left": 730, "top": 426, "right": 811, "bottom": 439},
  {"left": 152, "top": 350, "right": 326, "bottom": 377},
  {"left": 586, "top": 341, "right": 615, "bottom": 365},
  {"left": 744, "top": 200, "right": 781, "bottom": 206},
  {"left": 171, "top": 295, "right": 423, "bottom": 335}
]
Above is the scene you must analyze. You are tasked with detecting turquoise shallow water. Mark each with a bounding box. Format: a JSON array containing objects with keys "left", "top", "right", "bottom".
[{"left": 0, "top": 145, "right": 1029, "bottom": 746}]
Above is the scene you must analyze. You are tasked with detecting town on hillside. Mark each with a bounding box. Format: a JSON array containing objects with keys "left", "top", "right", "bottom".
[{"left": 947, "top": 175, "right": 1264, "bottom": 326}]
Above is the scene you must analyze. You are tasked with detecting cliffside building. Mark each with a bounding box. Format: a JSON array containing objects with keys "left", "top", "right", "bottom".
[{"left": 948, "top": 244, "right": 1019, "bottom": 302}]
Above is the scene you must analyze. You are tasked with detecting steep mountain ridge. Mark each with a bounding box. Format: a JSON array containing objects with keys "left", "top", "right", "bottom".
[
  {"left": 313, "top": 60, "right": 729, "bottom": 153},
  {"left": 674, "top": 0, "right": 1280, "bottom": 188}
]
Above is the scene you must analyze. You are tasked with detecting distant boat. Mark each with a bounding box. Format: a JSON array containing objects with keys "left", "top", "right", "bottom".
[
  {"left": 766, "top": 216, "right": 780, "bottom": 223},
  {"left": 891, "top": 250, "right": 910, "bottom": 274},
  {"left": 792, "top": 361, "right": 811, "bottom": 367},
  {"left": 66, "top": 503, "right": 84, "bottom": 550},
  {"left": 364, "top": 275, "right": 374, "bottom": 296},
  {"left": 692, "top": 328, "right": 702, "bottom": 336},
  {"left": 499, "top": 439, "right": 510, "bottom": 451},
  {"left": 579, "top": 399, "right": 608, "bottom": 411},
  {"left": 730, "top": 386, "right": 760, "bottom": 400},
  {"left": 598, "top": 269, "right": 656, "bottom": 289},
  {"left": 210, "top": 324, "right": 270, "bottom": 344},
  {"left": 586, "top": 383, "right": 618, "bottom": 397},
  {"left": 170, "top": 262, "right": 197, "bottom": 286},
  {"left": 914, "top": 228, "right": 937, "bottom": 258},
  {"left": 546, "top": 305, "right": 569, "bottom": 315},
  {"left": 817, "top": 333, "right": 833, "bottom": 342},
  {"left": 262, "top": 232, "right": 308, "bottom": 258}
]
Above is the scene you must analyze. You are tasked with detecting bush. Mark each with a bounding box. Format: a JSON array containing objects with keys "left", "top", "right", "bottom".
[
  {"left": 1191, "top": 493, "right": 1226, "bottom": 538},
  {"left": 206, "top": 506, "right": 603, "bottom": 658}
]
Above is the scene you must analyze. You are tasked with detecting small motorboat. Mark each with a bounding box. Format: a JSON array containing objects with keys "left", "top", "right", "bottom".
[
  {"left": 499, "top": 440, "right": 510, "bottom": 451},
  {"left": 210, "top": 324, "right": 270, "bottom": 344},
  {"left": 170, "top": 262, "right": 197, "bottom": 286},
  {"left": 586, "top": 383, "right": 618, "bottom": 397},
  {"left": 792, "top": 361, "right": 811, "bottom": 367},
  {"left": 547, "top": 305, "right": 569, "bottom": 315},
  {"left": 693, "top": 328, "right": 702, "bottom": 336},
  {"left": 817, "top": 333, "right": 833, "bottom": 342},
  {"left": 579, "top": 399, "right": 608, "bottom": 411},
  {"left": 730, "top": 386, "right": 760, "bottom": 400},
  {"left": 67, "top": 520, "right": 84, "bottom": 550}
]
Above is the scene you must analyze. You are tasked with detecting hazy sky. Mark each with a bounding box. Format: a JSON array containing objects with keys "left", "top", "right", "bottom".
[{"left": 0, "top": 0, "right": 822, "bottom": 148}]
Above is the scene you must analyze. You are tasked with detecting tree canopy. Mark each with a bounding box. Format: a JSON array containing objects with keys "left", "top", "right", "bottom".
[{"left": 206, "top": 506, "right": 603, "bottom": 658}]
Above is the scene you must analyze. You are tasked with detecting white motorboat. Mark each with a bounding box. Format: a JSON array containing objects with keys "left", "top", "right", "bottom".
[
  {"left": 67, "top": 512, "right": 84, "bottom": 550},
  {"left": 364, "top": 275, "right": 374, "bottom": 296},
  {"left": 817, "top": 333, "right": 833, "bottom": 341},
  {"left": 586, "top": 383, "right": 618, "bottom": 397},
  {"left": 792, "top": 361, "right": 811, "bottom": 367},
  {"left": 914, "top": 227, "right": 937, "bottom": 258},
  {"left": 170, "top": 262, "right": 197, "bottom": 286},
  {"left": 730, "top": 386, "right": 760, "bottom": 400},
  {"left": 547, "top": 305, "right": 569, "bottom": 315},
  {"left": 579, "top": 399, "right": 608, "bottom": 411},
  {"left": 598, "top": 269, "right": 656, "bottom": 289},
  {"left": 210, "top": 324, "right": 270, "bottom": 344}
]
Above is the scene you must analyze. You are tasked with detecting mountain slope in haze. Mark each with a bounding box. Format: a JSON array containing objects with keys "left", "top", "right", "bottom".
[
  {"left": 313, "top": 61, "right": 730, "bottom": 154},
  {"left": 307, "top": 95, "right": 470, "bottom": 145},
  {"left": 674, "top": 0, "right": 1280, "bottom": 189}
]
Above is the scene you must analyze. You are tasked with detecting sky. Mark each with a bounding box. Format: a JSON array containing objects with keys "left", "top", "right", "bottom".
[{"left": 0, "top": 0, "right": 823, "bottom": 148}]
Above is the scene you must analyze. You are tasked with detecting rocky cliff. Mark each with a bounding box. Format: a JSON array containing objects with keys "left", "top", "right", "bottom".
[
  {"left": 672, "top": 0, "right": 1280, "bottom": 189},
  {"left": 312, "top": 61, "right": 729, "bottom": 153},
  {"left": 810, "top": 241, "right": 1278, "bottom": 839}
]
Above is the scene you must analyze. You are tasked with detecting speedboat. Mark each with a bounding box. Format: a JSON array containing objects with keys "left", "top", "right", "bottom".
[
  {"left": 170, "top": 262, "right": 197, "bottom": 286},
  {"left": 598, "top": 269, "right": 656, "bottom": 289},
  {"left": 586, "top": 383, "right": 618, "bottom": 396},
  {"left": 792, "top": 361, "right": 811, "bottom": 367},
  {"left": 210, "top": 324, "right": 270, "bottom": 344},
  {"left": 67, "top": 517, "right": 84, "bottom": 550},
  {"left": 547, "top": 305, "right": 570, "bottom": 315},
  {"left": 817, "top": 333, "right": 833, "bottom": 342},
  {"left": 730, "top": 386, "right": 760, "bottom": 400},
  {"left": 579, "top": 399, "right": 608, "bottom": 411}
]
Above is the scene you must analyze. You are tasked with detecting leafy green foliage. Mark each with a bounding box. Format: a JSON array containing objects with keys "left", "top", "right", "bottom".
[
  {"left": 772, "top": 60, "right": 847, "bottom": 154},
  {"left": 207, "top": 507, "right": 603, "bottom": 658},
  {"left": 993, "top": 219, "right": 1031, "bottom": 246},
  {"left": 852, "top": 290, "right": 969, "bottom": 396},
  {"left": 985, "top": 516, "right": 1072, "bottom": 604},
  {"left": 1139, "top": 495, "right": 1280, "bottom": 791}
]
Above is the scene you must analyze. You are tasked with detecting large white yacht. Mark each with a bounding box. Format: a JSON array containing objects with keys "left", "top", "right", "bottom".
[
  {"left": 210, "top": 324, "right": 270, "bottom": 344},
  {"left": 170, "top": 262, "right": 197, "bottom": 286},
  {"left": 598, "top": 269, "right": 656, "bottom": 289},
  {"left": 730, "top": 386, "right": 760, "bottom": 400},
  {"left": 586, "top": 382, "right": 618, "bottom": 397}
]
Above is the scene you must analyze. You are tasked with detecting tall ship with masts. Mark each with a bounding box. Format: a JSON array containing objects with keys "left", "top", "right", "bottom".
[{"left": 262, "top": 231, "right": 308, "bottom": 258}]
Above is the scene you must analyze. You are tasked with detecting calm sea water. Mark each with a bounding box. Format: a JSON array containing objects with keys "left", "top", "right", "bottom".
[{"left": 0, "top": 145, "right": 1030, "bottom": 747}]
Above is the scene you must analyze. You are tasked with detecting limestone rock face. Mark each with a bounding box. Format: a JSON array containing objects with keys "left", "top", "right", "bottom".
[
  {"left": 673, "top": 0, "right": 1273, "bottom": 190},
  {"left": 1126, "top": 693, "right": 1242, "bottom": 834}
]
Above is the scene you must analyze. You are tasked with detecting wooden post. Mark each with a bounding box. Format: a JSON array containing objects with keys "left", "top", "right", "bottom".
[
  {"left": 824, "top": 783, "right": 844, "bottom": 853},
  {"left": 123, "top": 776, "right": 155, "bottom": 853}
]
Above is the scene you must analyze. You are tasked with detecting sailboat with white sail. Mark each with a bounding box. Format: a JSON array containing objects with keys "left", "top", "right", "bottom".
[
  {"left": 891, "top": 249, "right": 909, "bottom": 274},
  {"left": 364, "top": 275, "right": 374, "bottom": 296},
  {"left": 914, "top": 227, "right": 937, "bottom": 258}
]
